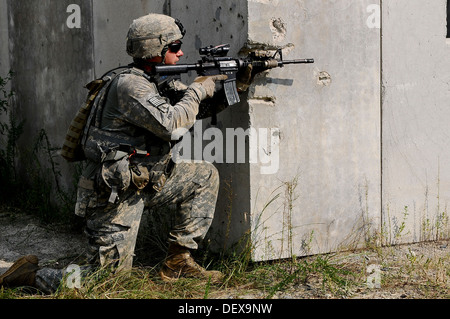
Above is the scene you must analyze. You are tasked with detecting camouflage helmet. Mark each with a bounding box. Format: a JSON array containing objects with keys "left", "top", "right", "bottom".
[{"left": 126, "top": 13, "right": 185, "bottom": 59}]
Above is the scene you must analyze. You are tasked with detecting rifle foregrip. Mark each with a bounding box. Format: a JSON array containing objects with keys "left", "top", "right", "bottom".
[{"left": 251, "top": 60, "right": 279, "bottom": 69}]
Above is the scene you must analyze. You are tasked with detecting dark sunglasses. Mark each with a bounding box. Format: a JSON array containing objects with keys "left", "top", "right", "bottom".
[{"left": 168, "top": 41, "right": 182, "bottom": 53}]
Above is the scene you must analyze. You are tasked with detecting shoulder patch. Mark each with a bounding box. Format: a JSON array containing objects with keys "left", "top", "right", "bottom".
[
  {"left": 147, "top": 95, "right": 169, "bottom": 113},
  {"left": 148, "top": 96, "right": 165, "bottom": 107}
]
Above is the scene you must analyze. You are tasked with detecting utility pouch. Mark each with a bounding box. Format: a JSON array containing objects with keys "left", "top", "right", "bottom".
[
  {"left": 74, "top": 176, "right": 97, "bottom": 217},
  {"left": 131, "top": 164, "right": 150, "bottom": 190},
  {"left": 148, "top": 154, "right": 172, "bottom": 192}
]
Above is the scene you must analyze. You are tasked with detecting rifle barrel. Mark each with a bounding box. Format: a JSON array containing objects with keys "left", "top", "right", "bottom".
[{"left": 283, "top": 59, "right": 315, "bottom": 64}]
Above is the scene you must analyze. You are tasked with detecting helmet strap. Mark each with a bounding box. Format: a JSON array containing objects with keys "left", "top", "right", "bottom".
[{"left": 160, "top": 46, "right": 169, "bottom": 63}]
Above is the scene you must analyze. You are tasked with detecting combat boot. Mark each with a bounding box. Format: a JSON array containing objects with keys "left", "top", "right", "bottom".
[
  {"left": 0, "top": 255, "right": 39, "bottom": 288},
  {"left": 159, "top": 244, "right": 223, "bottom": 283}
]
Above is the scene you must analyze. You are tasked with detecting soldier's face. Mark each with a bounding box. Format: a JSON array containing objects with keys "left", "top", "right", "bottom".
[
  {"left": 164, "top": 41, "right": 183, "bottom": 65},
  {"left": 164, "top": 49, "right": 183, "bottom": 65}
]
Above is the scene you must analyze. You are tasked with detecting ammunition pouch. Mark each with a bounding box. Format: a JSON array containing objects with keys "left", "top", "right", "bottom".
[
  {"left": 131, "top": 164, "right": 150, "bottom": 190},
  {"left": 148, "top": 153, "right": 172, "bottom": 192},
  {"left": 94, "top": 145, "right": 173, "bottom": 203},
  {"left": 100, "top": 151, "right": 131, "bottom": 204},
  {"left": 129, "top": 152, "right": 173, "bottom": 192}
]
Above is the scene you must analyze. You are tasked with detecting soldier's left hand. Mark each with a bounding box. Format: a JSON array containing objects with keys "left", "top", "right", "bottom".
[{"left": 236, "top": 64, "right": 253, "bottom": 92}]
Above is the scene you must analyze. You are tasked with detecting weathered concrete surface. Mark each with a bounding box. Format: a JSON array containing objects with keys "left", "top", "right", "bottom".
[
  {"left": 170, "top": 0, "right": 251, "bottom": 251},
  {"left": 1, "top": 0, "right": 168, "bottom": 192},
  {"left": 0, "top": 0, "right": 9, "bottom": 75},
  {"left": 5, "top": 0, "right": 94, "bottom": 191},
  {"left": 246, "top": 0, "right": 381, "bottom": 260},
  {"left": 382, "top": 0, "right": 450, "bottom": 244},
  {"left": 92, "top": 0, "right": 168, "bottom": 77},
  {"left": 0, "top": 0, "right": 10, "bottom": 126}
]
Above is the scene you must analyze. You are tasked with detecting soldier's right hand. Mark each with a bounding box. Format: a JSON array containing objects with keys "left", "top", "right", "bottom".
[{"left": 192, "top": 74, "right": 228, "bottom": 99}]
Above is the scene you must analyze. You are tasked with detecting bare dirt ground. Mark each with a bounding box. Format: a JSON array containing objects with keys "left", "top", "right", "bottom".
[
  {"left": 0, "top": 208, "right": 86, "bottom": 274},
  {"left": 1, "top": 205, "right": 449, "bottom": 299}
]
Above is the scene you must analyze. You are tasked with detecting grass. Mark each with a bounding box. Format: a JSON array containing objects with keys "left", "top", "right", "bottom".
[
  {"left": 2, "top": 238, "right": 448, "bottom": 300},
  {"left": 0, "top": 204, "right": 448, "bottom": 301},
  {"left": 0, "top": 255, "right": 353, "bottom": 299}
]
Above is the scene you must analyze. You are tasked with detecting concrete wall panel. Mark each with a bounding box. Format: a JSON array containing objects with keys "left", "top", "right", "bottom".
[
  {"left": 6, "top": 0, "right": 94, "bottom": 190},
  {"left": 92, "top": 0, "right": 167, "bottom": 77},
  {"left": 171, "top": 0, "right": 251, "bottom": 250},
  {"left": 382, "top": 0, "right": 450, "bottom": 243},
  {"left": 246, "top": 0, "right": 381, "bottom": 260},
  {"left": 0, "top": 0, "right": 10, "bottom": 76}
]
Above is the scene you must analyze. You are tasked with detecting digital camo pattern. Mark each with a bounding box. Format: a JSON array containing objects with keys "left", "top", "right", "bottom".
[
  {"left": 31, "top": 160, "right": 220, "bottom": 294},
  {"left": 35, "top": 267, "right": 64, "bottom": 294},
  {"left": 84, "top": 160, "right": 219, "bottom": 272},
  {"left": 78, "top": 64, "right": 219, "bottom": 256},
  {"left": 101, "top": 71, "right": 206, "bottom": 141},
  {"left": 77, "top": 68, "right": 220, "bottom": 272},
  {"left": 126, "top": 14, "right": 184, "bottom": 59}
]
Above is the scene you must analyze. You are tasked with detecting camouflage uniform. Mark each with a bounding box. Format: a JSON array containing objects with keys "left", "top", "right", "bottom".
[
  {"left": 35, "top": 71, "right": 223, "bottom": 293},
  {"left": 77, "top": 64, "right": 224, "bottom": 266},
  {"left": 32, "top": 13, "right": 229, "bottom": 293}
]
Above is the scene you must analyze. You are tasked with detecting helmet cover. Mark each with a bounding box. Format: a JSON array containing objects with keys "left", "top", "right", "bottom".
[{"left": 126, "top": 13, "right": 185, "bottom": 59}]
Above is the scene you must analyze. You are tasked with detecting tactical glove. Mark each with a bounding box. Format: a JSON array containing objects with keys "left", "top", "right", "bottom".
[
  {"left": 236, "top": 64, "right": 254, "bottom": 92},
  {"left": 190, "top": 74, "right": 228, "bottom": 100}
]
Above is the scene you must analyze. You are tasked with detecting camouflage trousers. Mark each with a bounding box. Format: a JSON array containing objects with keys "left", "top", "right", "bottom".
[
  {"left": 34, "top": 160, "right": 219, "bottom": 293},
  {"left": 84, "top": 160, "right": 219, "bottom": 271}
]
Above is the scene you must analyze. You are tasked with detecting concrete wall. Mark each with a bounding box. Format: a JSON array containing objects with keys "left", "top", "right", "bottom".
[
  {"left": 92, "top": 0, "right": 169, "bottom": 77},
  {"left": 0, "top": 0, "right": 10, "bottom": 126},
  {"left": 0, "top": 0, "right": 9, "bottom": 76},
  {"left": 0, "top": 0, "right": 252, "bottom": 249},
  {"left": 1, "top": 0, "right": 169, "bottom": 189},
  {"left": 245, "top": 0, "right": 381, "bottom": 260},
  {"left": 1, "top": 0, "right": 449, "bottom": 262},
  {"left": 5, "top": 0, "right": 94, "bottom": 191},
  {"left": 382, "top": 0, "right": 450, "bottom": 244},
  {"left": 169, "top": 0, "right": 251, "bottom": 251}
]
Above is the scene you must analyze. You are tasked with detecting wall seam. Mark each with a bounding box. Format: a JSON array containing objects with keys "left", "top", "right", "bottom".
[
  {"left": 90, "top": 0, "right": 96, "bottom": 79},
  {"left": 380, "top": 0, "right": 384, "bottom": 238}
]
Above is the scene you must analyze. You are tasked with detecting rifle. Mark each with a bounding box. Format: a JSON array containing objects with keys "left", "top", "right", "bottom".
[{"left": 153, "top": 44, "right": 314, "bottom": 106}]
